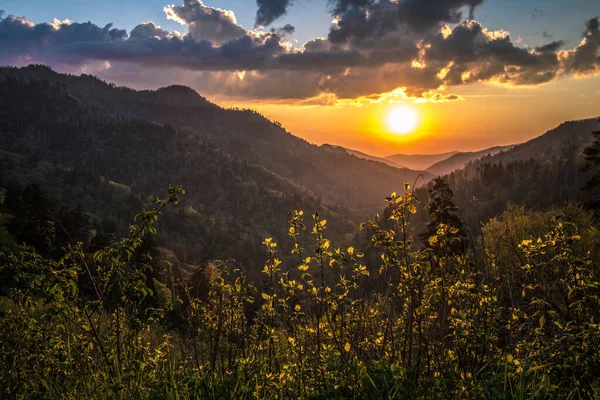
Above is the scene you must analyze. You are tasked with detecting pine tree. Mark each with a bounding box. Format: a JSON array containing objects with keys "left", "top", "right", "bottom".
[
  {"left": 8, "top": 184, "right": 55, "bottom": 255},
  {"left": 420, "top": 177, "right": 468, "bottom": 256},
  {"left": 582, "top": 124, "right": 600, "bottom": 216}
]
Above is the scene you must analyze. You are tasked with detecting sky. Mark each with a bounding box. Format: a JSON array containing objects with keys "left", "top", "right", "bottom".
[{"left": 1, "top": 0, "right": 599, "bottom": 155}]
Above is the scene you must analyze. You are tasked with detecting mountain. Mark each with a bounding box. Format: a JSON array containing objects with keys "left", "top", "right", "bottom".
[
  {"left": 0, "top": 71, "right": 361, "bottom": 271},
  {"left": 414, "top": 117, "right": 600, "bottom": 234},
  {"left": 385, "top": 151, "right": 459, "bottom": 171},
  {"left": 0, "top": 65, "right": 430, "bottom": 216},
  {"left": 472, "top": 119, "right": 599, "bottom": 167},
  {"left": 426, "top": 145, "right": 514, "bottom": 176},
  {"left": 321, "top": 144, "right": 405, "bottom": 168}
]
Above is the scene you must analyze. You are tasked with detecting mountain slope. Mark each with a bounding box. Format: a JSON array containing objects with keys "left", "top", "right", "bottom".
[
  {"left": 453, "top": 118, "right": 600, "bottom": 179},
  {"left": 0, "top": 65, "right": 430, "bottom": 215},
  {"left": 426, "top": 145, "right": 514, "bottom": 176},
  {"left": 385, "top": 151, "right": 459, "bottom": 171},
  {"left": 414, "top": 117, "right": 600, "bottom": 234},
  {"left": 321, "top": 144, "right": 405, "bottom": 168},
  {"left": 478, "top": 119, "right": 599, "bottom": 166},
  {"left": 0, "top": 73, "right": 357, "bottom": 269}
]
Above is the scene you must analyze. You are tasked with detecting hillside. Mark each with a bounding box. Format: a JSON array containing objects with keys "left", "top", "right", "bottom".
[
  {"left": 414, "top": 117, "right": 600, "bottom": 232},
  {"left": 0, "top": 65, "right": 430, "bottom": 215},
  {"left": 385, "top": 151, "right": 459, "bottom": 171},
  {"left": 321, "top": 144, "right": 405, "bottom": 168},
  {"left": 475, "top": 119, "right": 599, "bottom": 167},
  {"left": 426, "top": 145, "right": 514, "bottom": 176},
  {"left": 0, "top": 74, "right": 357, "bottom": 271}
]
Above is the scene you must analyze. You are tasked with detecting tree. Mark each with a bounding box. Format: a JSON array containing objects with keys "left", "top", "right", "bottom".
[
  {"left": 54, "top": 206, "right": 90, "bottom": 257},
  {"left": 7, "top": 184, "right": 55, "bottom": 255},
  {"left": 420, "top": 177, "right": 468, "bottom": 256},
  {"left": 582, "top": 123, "right": 600, "bottom": 216}
]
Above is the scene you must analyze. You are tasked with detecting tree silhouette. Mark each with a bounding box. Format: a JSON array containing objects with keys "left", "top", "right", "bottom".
[
  {"left": 420, "top": 177, "right": 468, "bottom": 256},
  {"left": 7, "top": 184, "right": 55, "bottom": 255},
  {"left": 582, "top": 123, "right": 600, "bottom": 216}
]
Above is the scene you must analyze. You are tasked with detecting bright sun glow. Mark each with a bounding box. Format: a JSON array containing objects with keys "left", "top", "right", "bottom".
[{"left": 386, "top": 106, "right": 418, "bottom": 134}]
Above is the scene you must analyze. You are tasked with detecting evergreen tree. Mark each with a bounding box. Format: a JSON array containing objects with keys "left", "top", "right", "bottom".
[
  {"left": 420, "top": 177, "right": 468, "bottom": 256},
  {"left": 582, "top": 124, "right": 600, "bottom": 216},
  {"left": 7, "top": 184, "right": 55, "bottom": 255}
]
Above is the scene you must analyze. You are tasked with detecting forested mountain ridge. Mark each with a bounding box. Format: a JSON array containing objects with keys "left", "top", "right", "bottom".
[
  {"left": 426, "top": 145, "right": 514, "bottom": 176},
  {"left": 385, "top": 151, "right": 459, "bottom": 171},
  {"left": 0, "top": 73, "right": 357, "bottom": 271},
  {"left": 414, "top": 117, "right": 600, "bottom": 232},
  {"left": 320, "top": 144, "right": 406, "bottom": 168},
  {"left": 476, "top": 118, "right": 600, "bottom": 167},
  {"left": 0, "top": 65, "right": 430, "bottom": 214}
]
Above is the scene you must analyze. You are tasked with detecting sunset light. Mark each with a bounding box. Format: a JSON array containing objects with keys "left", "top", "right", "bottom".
[
  {"left": 2, "top": 1, "right": 600, "bottom": 396},
  {"left": 386, "top": 106, "right": 419, "bottom": 135}
]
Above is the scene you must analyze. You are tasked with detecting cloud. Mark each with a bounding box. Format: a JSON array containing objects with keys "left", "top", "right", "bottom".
[
  {"left": 0, "top": 1, "right": 599, "bottom": 105},
  {"left": 328, "top": 0, "right": 407, "bottom": 45},
  {"left": 273, "top": 24, "right": 295, "bottom": 35},
  {"left": 397, "top": 0, "right": 484, "bottom": 32},
  {"left": 164, "top": 0, "right": 246, "bottom": 45},
  {"left": 0, "top": 14, "right": 126, "bottom": 65},
  {"left": 561, "top": 16, "right": 600, "bottom": 75},
  {"left": 255, "top": 0, "right": 294, "bottom": 27},
  {"left": 328, "top": 0, "right": 375, "bottom": 15},
  {"left": 535, "top": 41, "right": 565, "bottom": 53},
  {"left": 130, "top": 22, "right": 169, "bottom": 40},
  {"left": 426, "top": 21, "right": 565, "bottom": 86}
]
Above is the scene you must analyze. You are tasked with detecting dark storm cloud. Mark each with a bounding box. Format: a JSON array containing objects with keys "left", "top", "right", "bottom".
[
  {"left": 62, "top": 32, "right": 290, "bottom": 71},
  {"left": 427, "top": 20, "right": 563, "bottom": 86},
  {"left": 0, "top": 14, "right": 126, "bottom": 64},
  {"left": 273, "top": 24, "right": 295, "bottom": 35},
  {"left": 328, "top": 0, "right": 404, "bottom": 45},
  {"left": 255, "top": 0, "right": 293, "bottom": 27},
  {"left": 535, "top": 41, "right": 565, "bottom": 53},
  {"left": 253, "top": 0, "right": 376, "bottom": 28},
  {"left": 327, "top": 0, "right": 485, "bottom": 47},
  {"left": 327, "top": 0, "right": 375, "bottom": 15},
  {"left": 397, "top": 0, "right": 484, "bottom": 31},
  {"left": 563, "top": 16, "right": 600, "bottom": 74},
  {"left": 428, "top": 21, "right": 553, "bottom": 67}
]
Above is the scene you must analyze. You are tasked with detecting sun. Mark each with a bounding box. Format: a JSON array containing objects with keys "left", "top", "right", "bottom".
[{"left": 386, "top": 106, "right": 419, "bottom": 134}]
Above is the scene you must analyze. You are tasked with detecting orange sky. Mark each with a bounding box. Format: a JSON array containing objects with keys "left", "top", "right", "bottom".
[{"left": 218, "top": 75, "right": 600, "bottom": 156}]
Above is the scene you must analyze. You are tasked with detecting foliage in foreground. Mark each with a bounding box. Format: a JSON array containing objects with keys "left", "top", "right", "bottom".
[{"left": 1, "top": 184, "right": 599, "bottom": 399}]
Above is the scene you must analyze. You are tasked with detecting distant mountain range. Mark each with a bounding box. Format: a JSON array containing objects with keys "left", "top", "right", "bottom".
[
  {"left": 323, "top": 144, "right": 515, "bottom": 176},
  {"left": 384, "top": 151, "right": 459, "bottom": 171},
  {"left": 321, "top": 144, "right": 405, "bottom": 168},
  {"left": 425, "top": 145, "right": 514, "bottom": 176}
]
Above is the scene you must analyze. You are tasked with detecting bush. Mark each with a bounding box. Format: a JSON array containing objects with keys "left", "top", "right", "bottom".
[{"left": 1, "top": 185, "right": 599, "bottom": 399}]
